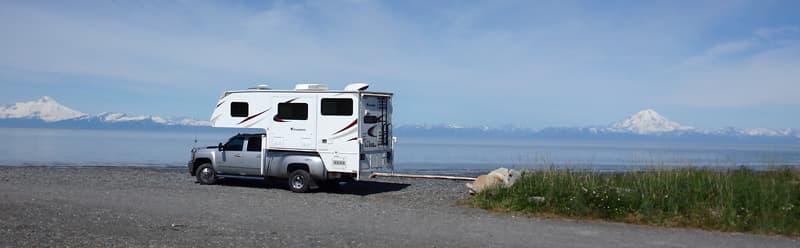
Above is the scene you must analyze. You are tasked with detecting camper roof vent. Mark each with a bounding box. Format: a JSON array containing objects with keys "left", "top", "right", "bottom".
[
  {"left": 249, "top": 84, "right": 271, "bottom": 90},
  {"left": 295, "top": 84, "right": 328, "bottom": 91},
  {"left": 344, "top": 83, "right": 369, "bottom": 91}
]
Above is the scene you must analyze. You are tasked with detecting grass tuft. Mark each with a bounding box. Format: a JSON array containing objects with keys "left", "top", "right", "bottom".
[{"left": 470, "top": 167, "right": 800, "bottom": 236}]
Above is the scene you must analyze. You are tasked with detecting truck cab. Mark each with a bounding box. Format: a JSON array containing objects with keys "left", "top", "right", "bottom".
[{"left": 212, "top": 133, "right": 264, "bottom": 176}]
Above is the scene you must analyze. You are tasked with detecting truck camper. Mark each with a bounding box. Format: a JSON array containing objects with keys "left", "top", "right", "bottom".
[{"left": 188, "top": 83, "right": 395, "bottom": 192}]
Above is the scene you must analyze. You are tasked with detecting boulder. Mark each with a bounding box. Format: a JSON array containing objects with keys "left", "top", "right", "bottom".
[{"left": 466, "top": 167, "right": 522, "bottom": 194}]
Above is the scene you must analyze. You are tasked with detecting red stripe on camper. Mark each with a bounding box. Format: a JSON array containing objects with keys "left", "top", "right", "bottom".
[
  {"left": 333, "top": 119, "right": 358, "bottom": 135},
  {"left": 347, "top": 137, "right": 358, "bottom": 141},
  {"left": 237, "top": 108, "right": 269, "bottom": 125}
]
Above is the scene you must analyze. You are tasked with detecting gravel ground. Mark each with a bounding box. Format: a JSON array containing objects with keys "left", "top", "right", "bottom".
[{"left": 0, "top": 166, "right": 797, "bottom": 248}]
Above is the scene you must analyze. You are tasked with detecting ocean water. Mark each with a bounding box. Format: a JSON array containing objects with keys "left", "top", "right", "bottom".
[{"left": 1, "top": 127, "right": 798, "bottom": 174}]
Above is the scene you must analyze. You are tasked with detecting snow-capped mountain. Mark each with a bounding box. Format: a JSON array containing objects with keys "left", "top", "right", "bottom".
[
  {"left": 395, "top": 109, "right": 800, "bottom": 141},
  {"left": 609, "top": 109, "right": 693, "bottom": 134},
  {"left": 0, "top": 96, "right": 87, "bottom": 122},
  {"left": 0, "top": 97, "right": 209, "bottom": 128}
]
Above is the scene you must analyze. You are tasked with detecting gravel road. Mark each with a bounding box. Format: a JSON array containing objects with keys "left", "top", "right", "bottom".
[{"left": 0, "top": 166, "right": 796, "bottom": 247}]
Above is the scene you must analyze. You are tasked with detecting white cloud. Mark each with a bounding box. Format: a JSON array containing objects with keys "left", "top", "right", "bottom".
[
  {"left": 683, "top": 25, "right": 800, "bottom": 67},
  {"left": 0, "top": 1, "right": 400, "bottom": 86},
  {"left": 683, "top": 40, "right": 754, "bottom": 65},
  {"left": 669, "top": 28, "right": 800, "bottom": 106},
  {"left": 0, "top": 1, "right": 733, "bottom": 90},
  {"left": 754, "top": 26, "right": 800, "bottom": 39}
]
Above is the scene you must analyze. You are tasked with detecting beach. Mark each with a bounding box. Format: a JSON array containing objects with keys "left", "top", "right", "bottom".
[{"left": 0, "top": 166, "right": 796, "bottom": 247}]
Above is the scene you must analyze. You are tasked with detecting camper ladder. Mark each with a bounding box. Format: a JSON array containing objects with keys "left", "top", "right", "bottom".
[{"left": 378, "top": 97, "right": 389, "bottom": 146}]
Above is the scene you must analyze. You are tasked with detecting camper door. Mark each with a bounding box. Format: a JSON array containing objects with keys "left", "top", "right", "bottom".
[
  {"left": 268, "top": 95, "right": 317, "bottom": 150},
  {"left": 360, "top": 94, "right": 393, "bottom": 171}
]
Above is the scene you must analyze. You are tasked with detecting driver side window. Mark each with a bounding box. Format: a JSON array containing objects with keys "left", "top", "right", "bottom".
[{"left": 224, "top": 137, "right": 245, "bottom": 151}]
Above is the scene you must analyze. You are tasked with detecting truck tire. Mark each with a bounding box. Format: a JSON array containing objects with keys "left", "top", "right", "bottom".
[
  {"left": 196, "top": 163, "right": 217, "bottom": 185},
  {"left": 288, "top": 170, "right": 312, "bottom": 193}
]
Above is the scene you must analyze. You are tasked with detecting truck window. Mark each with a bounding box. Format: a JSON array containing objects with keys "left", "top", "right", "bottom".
[
  {"left": 224, "top": 137, "right": 245, "bottom": 151},
  {"left": 321, "top": 98, "right": 353, "bottom": 116},
  {"left": 231, "top": 102, "right": 249, "bottom": 117},
  {"left": 246, "top": 136, "right": 261, "bottom": 151},
  {"left": 277, "top": 103, "right": 308, "bottom": 120}
]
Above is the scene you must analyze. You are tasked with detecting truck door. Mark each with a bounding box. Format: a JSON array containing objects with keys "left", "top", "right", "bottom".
[
  {"left": 217, "top": 136, "right": 246, "bottom": 175},
  {"left": 240, "top": 136, "right": 265, "bottom": 176},
  {"left": 269, "top": 95, "right": 317, "bottom": 150}
]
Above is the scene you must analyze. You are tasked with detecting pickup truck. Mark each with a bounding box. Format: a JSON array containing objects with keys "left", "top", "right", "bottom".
[{"left": 188, "top": 133, "right": 348, "bottom": 193}]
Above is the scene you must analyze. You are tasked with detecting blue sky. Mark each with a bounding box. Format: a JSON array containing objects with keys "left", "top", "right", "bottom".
[{"left": 1, "top": 0, "right": 798, "bottom": 128}]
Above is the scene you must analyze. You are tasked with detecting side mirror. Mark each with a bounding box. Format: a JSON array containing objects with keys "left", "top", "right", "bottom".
[{"left": 218, "top": 142, "right": 224, "bottom": 151}]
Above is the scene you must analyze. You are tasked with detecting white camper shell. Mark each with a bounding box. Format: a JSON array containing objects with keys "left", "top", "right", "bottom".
[{"left": 210, "top": 83, "right": 394, "bottom": 180}]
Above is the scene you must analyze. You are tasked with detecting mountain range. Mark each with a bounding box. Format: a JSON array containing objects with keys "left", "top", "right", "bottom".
[
  {"left": 395, "top": 109, "right": 800, "bottom": 142},
  {"left": 0, "top": 97, "right": 210, "bottom": 130},
  {"left": 1, "top": 97, "right": 798, "bottom": 141}
]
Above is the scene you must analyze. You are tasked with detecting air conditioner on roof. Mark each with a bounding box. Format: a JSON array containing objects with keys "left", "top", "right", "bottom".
[{"left": 294, "top": 84, "right": 328, "bottom": 91}]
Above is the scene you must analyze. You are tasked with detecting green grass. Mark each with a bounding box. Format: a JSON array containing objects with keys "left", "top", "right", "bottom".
[{"left": 470, "top": 167, "right": 800, "bottom": 236}]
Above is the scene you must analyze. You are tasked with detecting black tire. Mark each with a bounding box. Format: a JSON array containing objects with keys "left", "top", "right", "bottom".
[
  {"left": 195, "top": 163, "right": 217, "bottom": 185},
  {"left": 288, "top": 170, "right": 312, "bottom": 193}
]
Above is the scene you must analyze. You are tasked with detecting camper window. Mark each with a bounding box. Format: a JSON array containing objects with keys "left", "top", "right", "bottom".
[
  {"left": 277, "top": 103, "right": 308, "bottom": 120},
  {"left": 364, "top": 115, "right": 379, "bottom": 124},
  {"left": 321, "top": 98, "right": 353, "bottom": 116},
  {"left": 231, "top": 102, "right": 249, "bottom": 117},
  {"left": 246, "top": 136, "right": 261, "bottom": 151}
]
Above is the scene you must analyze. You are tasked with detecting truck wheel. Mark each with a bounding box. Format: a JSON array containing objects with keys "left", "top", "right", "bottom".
[
  {"left": 196, "top": 163, "right": 217, "bottom": 185},
  {"left": 288, "top": 170, "right": 312, "bottom": 193}
]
